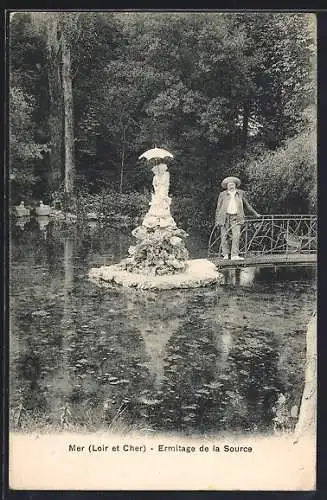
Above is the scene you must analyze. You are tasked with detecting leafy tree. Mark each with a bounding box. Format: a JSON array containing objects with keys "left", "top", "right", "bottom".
[
  {"left": 234, "top": 13, "right": 316, "bottom": 147},
  {"left": 245, "top": 110, "right": 316, "bottom": 214},
  {"left": 9, "top": 11, "right": 316, "bottom": 222},
  {"left": 9, "top": 86, "right": 48, "bottom": 200},
  {"left": 9, "top": 13, "right": 49, "bottom": 201}
]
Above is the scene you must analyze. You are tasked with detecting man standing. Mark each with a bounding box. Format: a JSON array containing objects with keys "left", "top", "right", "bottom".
[{"left": 215, "top": 176, "right": 260, "bottom": 260}]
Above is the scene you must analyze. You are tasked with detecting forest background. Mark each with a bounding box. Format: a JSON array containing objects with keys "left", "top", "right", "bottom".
[{"left": 9, "top": 11, "right": 317, "bottom": 231}]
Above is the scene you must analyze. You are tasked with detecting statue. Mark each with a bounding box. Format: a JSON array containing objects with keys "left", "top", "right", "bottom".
[
  {"left": 152, "top": 163, "right": 169, "bottom": 198},
  {"left": 119, "top": 159, "right": 189, "bottom": 275},
  {"left": 143, "top": 163, "right": 177, "bottom": 229}
]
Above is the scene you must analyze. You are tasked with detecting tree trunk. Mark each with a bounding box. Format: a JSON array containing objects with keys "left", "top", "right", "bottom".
[
  {"left": 119, "top": 126, "right": 126, "bottom": 194},
  {"left": 242, "top": 100, "right": 250, "bottom": 149},
  {"left": 294, "top": 313, "right": 317, "bottom": 441},
  {"left": 44, "top": 13, "right": 63, "bottom": 191},
  {"left": 62, "top": 35, "right": 75, "bottom": 194}
]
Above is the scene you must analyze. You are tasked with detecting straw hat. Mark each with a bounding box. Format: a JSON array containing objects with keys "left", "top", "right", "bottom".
[{"left": 221, "top": 176, "right": 241, "bottom": 189}]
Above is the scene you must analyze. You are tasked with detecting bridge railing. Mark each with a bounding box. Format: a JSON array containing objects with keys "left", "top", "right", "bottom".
[{"left": 208, "top": 215, "right": 317, "bottom": 258}]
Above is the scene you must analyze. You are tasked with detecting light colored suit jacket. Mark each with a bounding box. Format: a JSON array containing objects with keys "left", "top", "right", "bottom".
[{"left": 215, "top": 189, "right": 259, "bottom": 225}]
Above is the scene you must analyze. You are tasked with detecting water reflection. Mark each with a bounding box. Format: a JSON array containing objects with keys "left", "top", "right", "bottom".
[
  {"left": 15, "top": 216, "right": 30, "bottom": 230},
  {"left": 37, "top": 215, "right": 50, "bottom": 230},
  {"left": 9, "top": 223, "right": 316, "bottom": 434},
  {"left": 222, "top": 267, "right": 257, "bottom": 286},
  {"left": 87, "top": 220, "right": 99, "bottom": 233},
  {"left": 56, "top": 236, "right": 75, "bottom": 411},
  {"left": 126, "top": 291, "right": 187, "bottom": 389}
]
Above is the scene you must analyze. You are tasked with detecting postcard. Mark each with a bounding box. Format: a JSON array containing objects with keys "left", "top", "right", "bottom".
[{"left": 8, "top": 10, "right": 317, "bottom": 491}]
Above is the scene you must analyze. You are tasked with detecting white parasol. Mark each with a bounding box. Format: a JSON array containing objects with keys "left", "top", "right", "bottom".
[{"left": 138, "top": 147, "right": 174, "bottom": 160}]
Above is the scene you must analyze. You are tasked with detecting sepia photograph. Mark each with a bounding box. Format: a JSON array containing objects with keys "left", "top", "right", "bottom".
[{"left": 8, "top": 10, "right": 317, "bottom": 491}]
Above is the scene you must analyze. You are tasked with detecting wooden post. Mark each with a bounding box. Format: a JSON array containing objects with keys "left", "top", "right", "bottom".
[
  {"left": 308, "top": 216, "right": 313, "bottom": 253},
  {"left": 244, "top": 219, "right": 248, "bottom": 256}
]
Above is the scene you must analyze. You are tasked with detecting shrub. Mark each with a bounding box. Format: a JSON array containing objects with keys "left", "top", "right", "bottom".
[
  {"left": 171, "top": 197, "right": 213, "bottom": 232},
  {"left": 75, "top": 190, "right": 149, "bottom": 219},
  {"left": 244, "top": 128, "right": 316, "bottom": 214}
]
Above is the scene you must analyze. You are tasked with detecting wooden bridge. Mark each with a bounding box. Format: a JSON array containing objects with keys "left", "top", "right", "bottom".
[{"left": 208, "top": 215, "right": 317, "bottom": 268}]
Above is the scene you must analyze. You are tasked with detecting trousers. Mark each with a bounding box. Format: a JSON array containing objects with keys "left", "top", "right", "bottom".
[{"left": 220, "top": 214, "right": 241, "bottom": 257}]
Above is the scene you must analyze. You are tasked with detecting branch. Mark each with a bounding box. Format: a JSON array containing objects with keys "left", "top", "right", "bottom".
[
  {"left": 71, "top": 63, "right": 80, "bottom": 81},
  {"left": 56, "top": 33, "right": 64, "bottom": 59}
]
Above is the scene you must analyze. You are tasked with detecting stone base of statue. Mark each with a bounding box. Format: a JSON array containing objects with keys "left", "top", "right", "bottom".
[
  {"left": 120, "top": 222, "right": 189, "bottom": 276},
  {"left": 89, "top": 258, "right": 223, "bottom": 290}
]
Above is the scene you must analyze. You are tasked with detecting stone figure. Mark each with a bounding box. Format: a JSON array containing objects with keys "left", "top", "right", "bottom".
[
  {"left": 143, "top": 163, "right": 176, "bottom": 229},
  {"left": 152, "top": 163, "right": 169, "bottom": 198},
  {"left": 120, "top": 159, "right": 189, "bottom": 275}
]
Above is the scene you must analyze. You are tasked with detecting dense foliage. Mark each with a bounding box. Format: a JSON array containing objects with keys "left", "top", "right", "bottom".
[
  {"left": 246, "top": 127, "right": 316, "bottom": 214},
  {"left": 9, "top": 12, "right": 316, "bottom": 225}
]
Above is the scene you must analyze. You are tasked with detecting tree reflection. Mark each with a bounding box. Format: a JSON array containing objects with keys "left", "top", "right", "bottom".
[{"left": 54, "top": 235, "right": 75, "bottom": 427}]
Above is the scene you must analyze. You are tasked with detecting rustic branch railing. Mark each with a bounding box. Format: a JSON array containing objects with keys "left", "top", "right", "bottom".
[{"left": 208, "top": 215, "right": 317, "bottom": 258}]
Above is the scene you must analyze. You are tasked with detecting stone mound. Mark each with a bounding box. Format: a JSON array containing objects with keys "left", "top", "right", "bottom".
[
  {"left": 89, "top": 259, "right": 223, "bottom": 290},
  {"left": 123, "top": 225, "right": 189, "bottom": 275}
]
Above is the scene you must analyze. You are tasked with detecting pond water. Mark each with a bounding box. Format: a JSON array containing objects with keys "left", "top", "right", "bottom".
[{"left": 10, "top": 218, "right": 316, "bottom": 436}]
